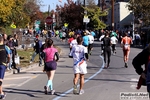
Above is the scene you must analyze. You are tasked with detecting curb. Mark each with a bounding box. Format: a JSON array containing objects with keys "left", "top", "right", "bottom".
[{"left": 5, "top": 63, "right": 40, "bottom": 76}]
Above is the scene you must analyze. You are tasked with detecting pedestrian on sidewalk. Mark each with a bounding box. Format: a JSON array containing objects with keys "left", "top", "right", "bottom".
[
  {"left": 6, "top": 35, "right": 16, "bottom": 70},
  {"left": 42, "top": 38, "right": 59, "bottom": 95},
  {"left": 0, "top": 34, "right": 11, "bottom": 99},
  {"left": 69, "top": 36, "right": 89, "bottom": 95},
  {"left": 121, "top": 32, "right": 132, "bottom": 68},
  {"left": 101, "top": 31, "right": 111, "bottom": 68}
]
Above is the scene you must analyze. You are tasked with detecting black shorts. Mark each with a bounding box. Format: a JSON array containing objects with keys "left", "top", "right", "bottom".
[
  {"left": 62, "top": 37, "right": 66, "bottom": 40},
  {"left": 45, "top": 61, "right": 57, "bottom": 71}
]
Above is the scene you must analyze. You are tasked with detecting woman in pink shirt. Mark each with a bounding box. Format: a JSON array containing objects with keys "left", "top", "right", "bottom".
[{"left": 42, "top": 38, "right": 59, "bottom": 95}]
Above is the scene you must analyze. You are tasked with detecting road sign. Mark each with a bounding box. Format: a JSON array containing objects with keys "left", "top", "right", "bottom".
[
  {"left": 10, "top": 23, "right": 16, "bottom": 29},
  {"left": 45, "top": 16, "right": 53, "bottom": 25},
  {"left": 83, "top": 18, "right": 90, "bottom": 23},
  {"left": 83, "top": 15, "right": 90, "bottom": 23}
]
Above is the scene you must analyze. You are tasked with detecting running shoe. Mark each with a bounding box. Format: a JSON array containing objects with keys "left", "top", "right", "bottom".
[
  {"left": 124, "top": 63, "right": 128, "bottom": 68},
  {"left": 0, "top": 93, "right": 6, "bottom": 99},
  {"left": 44, "top": 86, "right": 48, "bottom": 94},
  {"left": 79, "top": 89, "right": 84, "bottom": 95},
  {"left": 29, "top": 61, "right": 33, "bottom": 64},
  {"left": 73, "top": 85, "right": 77, "bottom": 94},
  {"left": 50, "top": 90, "right": 55, "bottom": 95}
]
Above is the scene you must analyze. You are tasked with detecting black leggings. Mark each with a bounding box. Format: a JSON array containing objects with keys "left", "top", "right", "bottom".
[
  {"left": 103, "top": 47, "right": 111, "bottom": 65},
  {"left": 111, "top": 44, "right": 116, "bottom": 53}
]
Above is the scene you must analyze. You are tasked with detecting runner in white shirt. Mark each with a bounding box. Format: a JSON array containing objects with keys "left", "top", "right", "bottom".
[
  {"left": 99, "top": 33, "right": 105, "bottom": 55},
  {"left": 69, "top": 36, "right": 89, "bottom": 95},
  {"left": 111, "top": 35, "right": 118, "bottom": 55},
  {"left": 88, "top": 33, "right": 94, "bottom": 55},
  {"left": 70, "top": 35, "right": 77, "bottom": 51}
]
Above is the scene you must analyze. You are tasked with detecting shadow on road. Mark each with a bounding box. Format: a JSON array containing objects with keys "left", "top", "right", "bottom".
[{"left": 5, "top": 88, "right": 43, "bottom": 98}]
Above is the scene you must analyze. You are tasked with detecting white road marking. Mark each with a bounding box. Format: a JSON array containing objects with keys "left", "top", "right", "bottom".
[
  {"left": 130, "top": 78, "right": 138, "bottom": 89},
  {"left": 3, "top": 84, "right": 17, "bottom": 87},
  {"left": 130, "top": 78, "right": 138, "bottom": 82},
  {"left": 53, "top": 55, "right": 105, "bottom": 100},
  {"left": 130, "top": 84, "right": 137, "bottom": 89},
  {"left": 4, "top": 77, "right": 30, "bottom": 80},
  {"left": 17, "top": 75, "right": 39, "bottom": 87}
]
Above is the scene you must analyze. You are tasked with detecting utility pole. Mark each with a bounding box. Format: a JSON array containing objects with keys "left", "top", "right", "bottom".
[
  {"left": 84, "top": 0, "right": 85, "bottom": 7},
  {"left": 101, "top": 0, "right": 104, "bottom": 11},
  {"left": 111, "top": 0, "right": 114, "bottom": 30},
  {"left": 98, "top": 0, "right": 100, "bottom": 7}
]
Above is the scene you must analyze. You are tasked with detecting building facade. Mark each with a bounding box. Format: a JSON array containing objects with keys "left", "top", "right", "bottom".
[{"left": 106, "top": 2, "right": 132, "bottom": 30}]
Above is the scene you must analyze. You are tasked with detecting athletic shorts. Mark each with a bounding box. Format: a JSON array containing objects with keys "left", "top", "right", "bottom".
[
  {"left": 62, "top": 37, "right": 66, "bottom": 40},
  {"left": 45, "top": 61, "right": 57, "bottom": 71},
  {"left": 73, "top": 61, "right": 87, "bottom": 74},
  {"left": 0, "top": 65, "right": 6, "bottom": 79}
]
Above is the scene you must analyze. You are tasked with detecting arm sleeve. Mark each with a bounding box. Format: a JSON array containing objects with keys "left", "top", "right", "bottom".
[
  {"left": 69, "top": 46, "right": 74, "bottom": 58},
  {"left": 85, "top": 53, "right": 89, "bottom": 59},
  {"left": 54, "top": 52, "right": 59, "bottom": 61}
]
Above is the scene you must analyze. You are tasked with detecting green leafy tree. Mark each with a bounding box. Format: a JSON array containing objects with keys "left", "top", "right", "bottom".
[
  {"left": 84, "top": 1, "right": 108, "bottom": 30},
  {"left": 127, "top": 0, "right": 150, "bottom": 26}
]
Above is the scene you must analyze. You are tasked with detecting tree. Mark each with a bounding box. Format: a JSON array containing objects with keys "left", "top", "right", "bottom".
[
  {"left": 0, "top": 0, "right": 14, "bottom": 22},
  {"left": 127, "top": 0, "right": 150, "bottom": 26},
  {"left": 84, "top": 0, "right": 108, "bottom": 30},
  {"left": 59, "top": 1, "right": 84, "bottom": 29}
]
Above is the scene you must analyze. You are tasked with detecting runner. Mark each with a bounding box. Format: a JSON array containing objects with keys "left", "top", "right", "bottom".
[
  {"left": 110, "top": 34, "right": 118, "bottom": 55},
  {"left": 69, "top": 36, "right": 89, "bottom": 95},
  {"left": 121, "top": 32, "right": 132, "bottom": 68},
  {"left": 99, "top": 32, "right": 105, "bottom": 55},
  {"left": 87, "top": 32, "right": 94, "bottom": 55},
  {"left": 69, "top": 35, "right": 77, "bottom": 51},
  {"left": 101, "top": 31, "right": 111, "bottom": 68},
  {"left": 42, "top": 38, "right": 59, "bottom": 95},
  {"left": 82, "top": 30, "right": 89, "bottom": 48},
  {"left": 0, "top": 34, "right": 11, "bottom": 99}
]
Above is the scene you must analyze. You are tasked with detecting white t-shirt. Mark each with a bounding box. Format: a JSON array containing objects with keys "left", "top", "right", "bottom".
[
  {"left": 69, "top": 45, "right": 87, "bottom": 65},
  {"left": 111, "top": 36, "right": 118, "bottom": 44},
  {"left": 70, "top": 39, "right": 77, "bottom": 47},
  {"left": 99, "top": 35, "right": 105, "bottom": 44},
  {"left": 62, "top": 32, "right": 66, "bottom": 37},
  {"left": 88, "top": 35, "right": 94, "bottom": 44}
]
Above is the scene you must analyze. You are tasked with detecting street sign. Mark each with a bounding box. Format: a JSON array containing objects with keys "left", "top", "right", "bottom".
[
  {"left": 83, "top": 18, "right": 90, "bottom": 23},
  {"left": 83, "top": 15, "right": 90, "bottom": 23},
  {"left": 45, "top": 16, "right": 53, "bottom": 25}
]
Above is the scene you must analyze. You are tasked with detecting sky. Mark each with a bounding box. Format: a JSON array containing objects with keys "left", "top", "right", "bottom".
[{"left": 40, "top": 0, "right": 76, "bottom": 12}]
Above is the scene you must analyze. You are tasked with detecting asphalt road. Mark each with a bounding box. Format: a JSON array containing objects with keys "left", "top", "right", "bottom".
[{"left": 3, "top": 37, "right": 148, "bottom": 100}]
